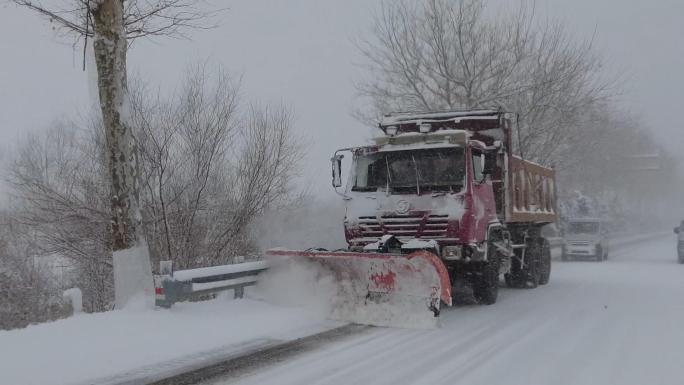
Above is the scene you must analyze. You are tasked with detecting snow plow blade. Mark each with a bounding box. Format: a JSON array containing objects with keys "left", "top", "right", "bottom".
[{"left": 265, "top": 249, "right": 452, "bottom": 328}]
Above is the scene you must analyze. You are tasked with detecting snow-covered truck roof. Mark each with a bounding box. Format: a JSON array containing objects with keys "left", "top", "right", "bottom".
[
  {"left": 379, "top": 109, "right": 506, "bottom": 136},
  {"left": 371, "top": 129, "right": 468, "bottom": 150}
]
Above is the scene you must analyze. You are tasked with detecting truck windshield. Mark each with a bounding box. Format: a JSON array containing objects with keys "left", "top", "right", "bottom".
[
  {"left": 352, "top": 147, "right": 465, "bottom": 193},
  {"left": 567, "top": 222, "right": 599, "bottom": 234}
]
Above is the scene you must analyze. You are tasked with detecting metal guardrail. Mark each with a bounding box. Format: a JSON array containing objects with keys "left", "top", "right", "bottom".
[{"left": 154, "top": 260, "right": 269, "bottom": 308}]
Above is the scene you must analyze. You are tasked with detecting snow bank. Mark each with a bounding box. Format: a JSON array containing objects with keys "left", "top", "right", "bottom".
[{"left": 0, "top": 297, "right": 340, "bottom": 385}]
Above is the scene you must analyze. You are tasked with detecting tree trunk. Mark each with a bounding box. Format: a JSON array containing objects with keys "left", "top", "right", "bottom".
[{"left": 92, "top": 0, "right": 153, "bottom": 309}]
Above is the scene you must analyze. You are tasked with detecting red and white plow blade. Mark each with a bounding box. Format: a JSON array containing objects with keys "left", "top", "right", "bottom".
[{"left": 265, "top": 249, "right": 452, "bottom": 328}]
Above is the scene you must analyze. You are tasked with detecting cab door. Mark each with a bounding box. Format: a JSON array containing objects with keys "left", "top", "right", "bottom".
[{"left": 469, "top": 147, "right": 497, "bottom": 240}]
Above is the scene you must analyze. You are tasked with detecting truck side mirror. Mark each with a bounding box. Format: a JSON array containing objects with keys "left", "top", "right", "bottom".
[
  {"left": 482, "top": 151, "right": 496, "bottom": 175},
  {"left": 674, "top": 227, "right": 680, "bottom": 234},
  {"left": 331, "top": 154, "right": 344, "bottom": 188}
]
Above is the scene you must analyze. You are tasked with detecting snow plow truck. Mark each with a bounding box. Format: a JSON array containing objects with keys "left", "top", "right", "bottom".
[{"left": 267, "top": 109, "right": 557, "bottom": 326}]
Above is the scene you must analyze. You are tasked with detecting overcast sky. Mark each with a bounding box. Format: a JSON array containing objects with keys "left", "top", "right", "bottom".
[{"left": 0, "top": 0, "right": 682, "bottom": 197}]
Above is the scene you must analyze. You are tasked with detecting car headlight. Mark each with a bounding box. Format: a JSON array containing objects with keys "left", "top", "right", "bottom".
[{"left": 442, "top": 246, "right": 462, "bottom": 260}]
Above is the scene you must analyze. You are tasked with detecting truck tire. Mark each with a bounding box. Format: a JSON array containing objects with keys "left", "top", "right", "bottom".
[
  {"left": 505, "top": 249, "right": 523, "bottom": 288},
  {"left": 524, "top": 247, "right": 540, "bottom": 289},
  {"left": 473, "top": 247, "right": 500, "bottom": 305},
  {"left": 504, "top": 271, "right": 518, "bottom": 288},
  {"left": 595, "top": 246, "right": 604, "bottom": 262},
  {"left": 522, "top": 240, "right": 541, "bottom": 288},
  {"left": 538, "top": 239, "right": 551, "bottom": 285}
]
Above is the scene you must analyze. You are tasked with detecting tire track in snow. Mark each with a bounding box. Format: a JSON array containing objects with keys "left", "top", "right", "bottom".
[{"left": 152, "top": 324, "right": 371, "bottom": 385}]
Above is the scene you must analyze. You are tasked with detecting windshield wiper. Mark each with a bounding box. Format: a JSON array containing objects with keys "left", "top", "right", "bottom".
[
  {"left": 411, "top": 154, "right": 421, "bottom": 196},
  {"left": 384, "top": 155, "right": 391, "bottom": 194}
]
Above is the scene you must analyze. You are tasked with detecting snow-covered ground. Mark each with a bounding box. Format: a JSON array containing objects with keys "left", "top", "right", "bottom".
[
  {"left": 2, "top": 233, "right": 677, "bottom": 385},
  {"left": 209, "top": 234, "right": 683, "bottom": 385},
  {"left": 0, "top": 296, "right": 341, "bottom": 385}
]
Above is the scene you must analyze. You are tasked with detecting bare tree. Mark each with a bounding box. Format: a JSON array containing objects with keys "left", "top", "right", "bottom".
[
  {"left": 210, "top": 104, "right": 303, "bottom": 262},
  {"left": 132, "top": 66, "right": 241, "bottom": 269},
  {"left": 6, "top": 122, "right": 113, "bottom": 311},
  {"left": 11, "top": 0, "right": 217, "bottom": 307},
  {"left": 555, "top": 105, "right": 679, "bottom": 227},
  {"left": 356, "top": 0, "right": 615, "bottom": 165},
  {"left": 5, "top": 66, "right": 304, "bottom": 315},
  {"left": 132, "top": 67, "right": 303, "bottom": 269},
  {"left": 0, "top": 211, "right": 71, "bottom": 330}
]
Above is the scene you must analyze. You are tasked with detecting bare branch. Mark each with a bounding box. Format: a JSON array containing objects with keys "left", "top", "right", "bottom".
[{"left": 11, "top": 0, "right": 222, "bottom": 41}]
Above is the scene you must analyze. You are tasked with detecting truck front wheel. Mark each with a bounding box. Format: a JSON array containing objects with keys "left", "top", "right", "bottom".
[{"left": 472, "top": 247, "right": 500, "bottom": 305}]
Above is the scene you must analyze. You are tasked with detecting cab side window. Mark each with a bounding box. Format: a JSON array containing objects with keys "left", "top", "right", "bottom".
[{"left": 472, "top": 149, "right": 484, "bottom": 182}]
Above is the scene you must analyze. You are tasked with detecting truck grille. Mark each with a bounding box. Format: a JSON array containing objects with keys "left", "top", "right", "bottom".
[
  {"left": 569, "top": 241, "right": 591, "bottom": 247},
  {"left": 357, "top": 214, "right": 449, "bottom": 239}
]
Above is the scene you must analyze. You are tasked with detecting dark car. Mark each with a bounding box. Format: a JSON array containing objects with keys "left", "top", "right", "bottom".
[{"left": 673, "top": 221, "right": 684, "bottom": 264}]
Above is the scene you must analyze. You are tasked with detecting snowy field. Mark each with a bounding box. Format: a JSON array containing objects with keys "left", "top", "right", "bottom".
[
  {"left": 207, "top": 234, "right": 683, "bottom": 385},
  {"left": 0, "top": 297, "right": 341, "bottom": 385}
]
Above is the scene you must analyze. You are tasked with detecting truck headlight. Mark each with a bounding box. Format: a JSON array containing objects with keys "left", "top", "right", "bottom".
[{"left": 442, "top": 246, "right": 462, "bottom": 260}]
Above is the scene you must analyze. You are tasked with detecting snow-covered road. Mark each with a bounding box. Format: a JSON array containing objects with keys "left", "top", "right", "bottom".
[
  {"left": 0, "top": 297, "right": 341, "bottom": 385},
  {"left": 209, "top": 234, "right": 683, "bottom": 385}
]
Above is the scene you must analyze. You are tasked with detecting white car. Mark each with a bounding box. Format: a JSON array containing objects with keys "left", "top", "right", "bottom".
[{"left": 562, "top": 218, "right": 610, "bottom": 261}]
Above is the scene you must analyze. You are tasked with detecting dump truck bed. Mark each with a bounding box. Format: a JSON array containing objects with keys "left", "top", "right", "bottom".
[{"left": 505, "top": 155, "right": 556, "bottom": 223}]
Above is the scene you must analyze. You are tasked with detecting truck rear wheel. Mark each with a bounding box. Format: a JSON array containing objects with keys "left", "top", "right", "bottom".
[
  {"left": 524, "top": 250, "right": 540, "bottom": 288},
  {"left": 472, "top": 247, "right": 500, "bottom": 305},
  {"left": 538, "top": 239, "right": 551, "bottom": 285},
  {"left": 504, "top": 271, "right": 518, "bottom": 288}
]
